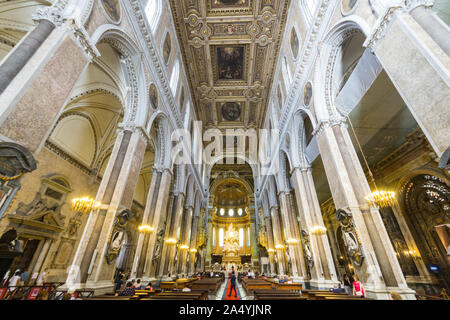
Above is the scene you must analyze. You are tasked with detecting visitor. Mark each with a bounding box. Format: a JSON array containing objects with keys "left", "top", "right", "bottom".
[
  {"left": 130, "top": 279, "right": 136, "bottom": 288},
  {"left": 62, "top": 292, "right": 73, "bottom": 300},
  {"left": 135, "top": 279, "right": 143, "bottom": 290},
  {"left": 20, "top": 269, "right": 29, "bottom": 285},
  {"left": 145, "top": 282, "right": 152, "bottom": 291},
  {"left": 228, "top": 271, "right": 237, "bottom": 298},
  {"left": 8, "top": 270, "right": 21, "bottom": 290},
  {"left": 182, "top": 285, "right": 192, "bottom": 292},
  {"left": 115, "top": 273, "right": 124, "bottom": 292},
  {"left": 352, "top": 275, "right": 365, "bottom": 298},
  {"left": 273, "top": 276, "right": 279, "bottom": 283},
  {"left": 343, "top": 273, "right": 353, "bottom": 295},
  {"left": 116, "top": 282, "right": 135, "bottom": 296},
  {"left": 331, "top": 283, "right": 345, "bottom": 293},
  {"left": 389, "top": 291, "right": 402, "bottom": 300},
  {"left": 37, "top": 268, "right": 49, "bottom": 286}
]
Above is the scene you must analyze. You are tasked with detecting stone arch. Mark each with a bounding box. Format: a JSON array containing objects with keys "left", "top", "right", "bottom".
[
  {"left": 292, "top": 109, "right": 317, "bottom": 167},
  {"left": 316, "top": 20, "right": 370, "bottom": 119},
  {"left": 91, "top": 25, "right": 147, "bottom": 125},
  {"left": 147, "top": 112, "right": 171, "bottom": 170}
]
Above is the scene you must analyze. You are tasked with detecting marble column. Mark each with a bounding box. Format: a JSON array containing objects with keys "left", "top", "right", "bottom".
[
  {"left": 315, "top": 120, "right": 416, "bottom": 299},
  {"left": 177, "top": 206, "right": 194, "bottom": 276},
  {"left": 291, "top": 166, "right": 339, "bottom": 288},
  {"left": 369, "top": 8, "right": 450, "bottom": 157},
  {"left": 142, "top": 168, "right": 172, "bottom": 280},
  {"left": 264, "top": 216, "right": 276, "bottom": 276},
  {"left": 278, "top": 191, "right": 306, "bottom": 280},
  {"left": 156, "top": 193, "right": 175, "bottom": 278},
  {"left": 0, "top": 21, "right": 91, "bottom": 154},
  {"left": 0, "top": 6, "right": 61, "bottom": 94},
  {"left": 188, "top": 215, "right": 200, "bottom": 275},
  {"left": 270, "top": 205, "right": 286, "bottom": 276},
  {"left": 163, "top": 194, "right": 185, "bottom": 277},
  {"left": 65, "top": 127, "right": 147, "bottom": 293},
  {"left": 131, "top": 168, "right": 162, "bottom": 278}
]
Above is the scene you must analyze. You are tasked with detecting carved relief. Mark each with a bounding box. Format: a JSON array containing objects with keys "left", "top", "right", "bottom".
[{"left": 105, "top": 209, "right": 134, "bottom": 264}]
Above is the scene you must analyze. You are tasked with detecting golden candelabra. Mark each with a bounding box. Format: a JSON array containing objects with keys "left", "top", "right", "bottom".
[
  {"left": 189, "top": 248, "right": 198, "bottom": 253},
  {"left": 138, "top": 224, "right": 154, "bottom": 233},
  {"left": 286, "top": 238, "right": 299, "bottom": 244},
  {"left": 165, "top": 238, "right": 177, "bottom": 245},
  {"left": 71, "top": 197, "right": 100, "bottom": 214},
  {"left": 180, "top": 244, "right": 189, "bottom": 250}
]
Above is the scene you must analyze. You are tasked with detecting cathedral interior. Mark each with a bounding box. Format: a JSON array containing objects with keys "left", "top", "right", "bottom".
[{"left": 0, "top": 0, "right": 449, "bottom": 302}]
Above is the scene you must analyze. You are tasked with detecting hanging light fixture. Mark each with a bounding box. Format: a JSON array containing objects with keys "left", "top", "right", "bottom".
[
  {"left": 337, "top": 95, "right": 396, "bottom": 208},
  {"left": 71, "top": 197, "right": 100, "bottom": 214},
  {"left": 138, "top": 225, "right": 154, "bottom": 233}
]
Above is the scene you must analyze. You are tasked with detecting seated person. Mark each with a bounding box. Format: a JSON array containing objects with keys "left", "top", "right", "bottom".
[
  {"left": 145, "top": 282, "right": 152, "bottom": 291},
  {"left": 182, "top": 285, "right": 192, "bottom": 292},
  {"left": 331, "top": 283, "right": 345, "bottom": 293},
  {"left": 135, "top": 279, "right": 143, "bottom": 290},
  {"left": 273, "top": 277, "right": 279, "bottom": 283},
  {"left": 116, "top": 282, "right": 135, "bottom": 296}
]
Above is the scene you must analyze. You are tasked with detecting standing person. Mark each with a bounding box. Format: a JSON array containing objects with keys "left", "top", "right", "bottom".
[
  {"left": 352, "top": 275, "right": 365, "bottom": 298},
  {"left": 343, "top": 274, "right": 353, "bottom": 295},
  {"left": 8, "top": 270, "right": 21, "bottom": 290},
  {"left": 228, "top": 271, "right": 237, "bottom": 298},
  {"left": 20, "top": 269, "right": 29, "bottom": 285},
  {"left": 37, "top": 268, "right": 49, "bottom": 286}
]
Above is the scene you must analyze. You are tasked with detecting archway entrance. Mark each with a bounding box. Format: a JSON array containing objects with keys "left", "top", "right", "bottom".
[{"left": 403, "top": 174, "right": 450, "bottom": 289}]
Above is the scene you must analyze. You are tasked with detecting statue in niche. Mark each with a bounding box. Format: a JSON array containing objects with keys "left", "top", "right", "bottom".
[
  {"left": 336, "top": 209, "right": 364, "bottom": 266},
  {"left": 152, "top": 227, "right": 165, "bottom": 267},
  {"left": 301, "top": 229, "right": 314, "bottom": 278},
  {"left": 105, "top": 209, "right": 133, "bottom": 265}
]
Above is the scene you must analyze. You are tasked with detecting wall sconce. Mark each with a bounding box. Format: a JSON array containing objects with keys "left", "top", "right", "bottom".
[
  {"left": 180, "top": 244, "right": 189, "bottom": 250},
  {"left": 72, "top": 197, "right": 100, "bottom": 214},
  {"left": 189, "top": 248, "right": 197, "bottom": 253},
  {"left": 286, "top": 238, "right": 299, "bottom": 244},
  {"left": 165, "top": 238, "right": 177, "bottom": 245},
  {"left": 311, "top": 226, "right": 327, "bottom": 235},
  {"left": 275, "top": 244, "right": 285, "bottom": 250},
  {"left": 267, "top": 248, "right": 275, "bottom": 253},
  {"left": 138, "top": 225, "right": 154, "bottom": 233}
]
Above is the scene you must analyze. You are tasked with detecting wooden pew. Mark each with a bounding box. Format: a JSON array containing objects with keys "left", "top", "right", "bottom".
[
  {"left": 253, "top": 289, "right": 307, "bottom": 300},
  {"left": 190, "top": 278, "right": 222, "bottom": 294},
  {"left": 241, "top": 279, "right": 274, "bottom": 294}
]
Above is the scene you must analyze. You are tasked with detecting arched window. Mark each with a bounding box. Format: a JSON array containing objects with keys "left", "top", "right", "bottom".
[
  {"left": 170, "top": 60, "right": 180, "bottom": 95},
  {"left": 219, "top": 228, "right": 224, "bottom": 247},
  {"left": 239, "top": 228, "right": 244, "bottom": 247},
  {"left": 145, "top": 0, "right": 162, "bottom": 32}
]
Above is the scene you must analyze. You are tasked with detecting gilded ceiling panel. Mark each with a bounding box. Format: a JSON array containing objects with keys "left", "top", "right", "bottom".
[{"left": 169, "top": 0, "right": 289, "bottom": 128}]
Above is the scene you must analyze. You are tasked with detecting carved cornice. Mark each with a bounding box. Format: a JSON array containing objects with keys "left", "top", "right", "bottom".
[{"left": 33, "top": 1, "right": 67, "bottom": 26}]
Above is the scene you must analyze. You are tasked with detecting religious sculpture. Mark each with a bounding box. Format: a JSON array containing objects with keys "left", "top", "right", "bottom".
[
  {"left": 222, "top": 224, "right": 239, "bottom": 257},
  {"left": 105, "top": 209, "right": 134, "bottom": 264},
  {"left": 336, "top": 209, "right": 364, "bottom": 266}
]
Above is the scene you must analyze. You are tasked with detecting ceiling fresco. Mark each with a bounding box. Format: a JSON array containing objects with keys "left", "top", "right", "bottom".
[{"left": 169, "top": 0, "right": 290, "bottom": 129}]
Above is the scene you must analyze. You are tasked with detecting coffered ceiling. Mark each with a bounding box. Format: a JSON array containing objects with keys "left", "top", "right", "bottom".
[{"left": 169, "top": 0, "right": 290, "bottom": 130}]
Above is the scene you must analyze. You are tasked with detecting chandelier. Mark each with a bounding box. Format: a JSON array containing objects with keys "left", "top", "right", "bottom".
[
  {"left": 138, "top": 225, "right": 154, "bottom": 233},
  {"left": 71, "top": 197, "right": 100, "bottom": 214},
  {"left": 338, "top": 95, "right": 396, "bottom": 209}
]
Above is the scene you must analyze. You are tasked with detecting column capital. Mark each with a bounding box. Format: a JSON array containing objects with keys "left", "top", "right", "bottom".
[
  {"left": 312, "top": 116, "right": 347, "bottom": 138},
  {"left": 33, "top": 4, "right": 65, "bottom": 26},
  {"left": 292, "top": 165, "right": 312, "bottom": 173}
]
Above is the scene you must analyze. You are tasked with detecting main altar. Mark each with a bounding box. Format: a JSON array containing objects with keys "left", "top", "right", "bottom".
[{"left": 222, "top": 224, "right": 241, "bottom": 264}]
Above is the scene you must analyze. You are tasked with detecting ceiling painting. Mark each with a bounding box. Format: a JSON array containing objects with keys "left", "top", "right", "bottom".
[{"left": 169, "top": 0, "right": 289, "bottom": 128}]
